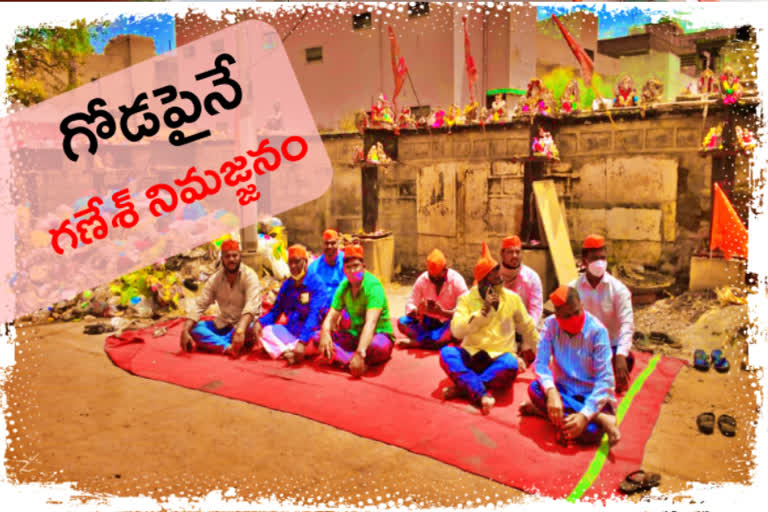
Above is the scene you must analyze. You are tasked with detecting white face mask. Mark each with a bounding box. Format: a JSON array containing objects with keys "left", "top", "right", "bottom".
[{"left": 588, "top": 259, "right": 607, "bottom": 278}]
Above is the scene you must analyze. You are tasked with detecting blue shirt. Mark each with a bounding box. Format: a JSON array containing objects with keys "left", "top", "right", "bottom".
[
  {"left": 258, "top": 278, "right": 314, "bottom": 339},
  {"left": 534, "top": 312, "right": 616, "bottom": 420},
  {"left": 303, "top": 252, "right": 345, "bottom": 337},
  {"left": 305, "top": 252, "right": 345, "bottom": 296}
]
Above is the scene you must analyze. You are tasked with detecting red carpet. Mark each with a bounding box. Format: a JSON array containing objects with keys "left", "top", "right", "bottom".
[{"left": 105, "top": 318, "right": 685, "bottom": 500}]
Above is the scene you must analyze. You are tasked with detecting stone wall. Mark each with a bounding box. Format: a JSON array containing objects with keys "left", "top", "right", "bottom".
[{"left": 281, "top": 102, "right": 757, "bottom": 281}]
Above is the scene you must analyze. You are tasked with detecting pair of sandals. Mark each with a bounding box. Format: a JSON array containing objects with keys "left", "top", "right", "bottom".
[
  {"left": 619, "top": 470, "right": 661, "bottom": 495},
  {"left": 697, "top": 412, "right": 737, "bottom": 437},
  {"left": 694, "top": 349, "right": 730, "bottom": 372}
]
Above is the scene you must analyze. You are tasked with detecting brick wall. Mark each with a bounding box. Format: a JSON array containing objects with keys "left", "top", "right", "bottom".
[{"left": 281, "top": 102, "right": 756, "bottom": 280}]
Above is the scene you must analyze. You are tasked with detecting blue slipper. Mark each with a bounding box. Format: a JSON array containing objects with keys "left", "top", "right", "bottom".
[
  {"left": 711, "top": 349, "right": 730, "bottom": 373},
  {"left": 693, "top": 349, "right": 710, "bottom": 371}
]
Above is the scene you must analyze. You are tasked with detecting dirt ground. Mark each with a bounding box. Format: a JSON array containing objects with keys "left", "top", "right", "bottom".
[{"left": 2, "top": 283, "right": 761, "bottom": 508}]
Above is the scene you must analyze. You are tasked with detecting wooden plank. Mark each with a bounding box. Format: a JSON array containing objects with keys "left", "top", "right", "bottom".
[
  {"left": 416, "top": 163, "right": 457, "bottom": 236},
  {"left": 533, "top": 180, "right": 579, "bottom": 285}
]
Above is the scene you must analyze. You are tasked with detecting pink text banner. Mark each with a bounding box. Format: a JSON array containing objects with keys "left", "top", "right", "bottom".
[{"left": 0, "top": 20, "right": 333, "bottom": 322}]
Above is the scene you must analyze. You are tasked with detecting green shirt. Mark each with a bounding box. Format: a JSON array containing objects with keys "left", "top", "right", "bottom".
[{"left": 331, "top": 271, "right": 393, "bottom": 337}]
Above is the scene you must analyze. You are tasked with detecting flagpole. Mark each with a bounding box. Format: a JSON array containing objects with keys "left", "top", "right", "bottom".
[{"left": 407, "top": 71, "right": 421, "bottom": 106}]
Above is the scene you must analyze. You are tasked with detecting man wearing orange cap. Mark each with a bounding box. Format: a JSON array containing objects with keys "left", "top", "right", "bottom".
[
  {"left": 181, "top": 239, "right": 262, "bottom": 358},
  {"left": 441, "top": 242, "right": 539, "bottom": 414},
  {"left": 499, "top": 235, "right": 543, "bottom": 325},
  {"left": 520, "top": 286, "right": 620, "bottom": 446},
  {"left": 397, "top": 249, "right": 468, "bottom": 349},
  {"left": 295, "top": 228, "right": 348, "bottom": 363},
  {"left": 313, "top": 244, "right": 394, "bottom": 377},
  {"left": 257, "top": 244, "right": 320, "bottom": 363},
  {"left": 570, "top": 234, "right": 635, "bottom": 393}
]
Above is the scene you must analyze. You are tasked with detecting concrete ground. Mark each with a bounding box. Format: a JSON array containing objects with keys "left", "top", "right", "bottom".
[{"left": 2, "top": 283, "right": 760, "bottom": 507}]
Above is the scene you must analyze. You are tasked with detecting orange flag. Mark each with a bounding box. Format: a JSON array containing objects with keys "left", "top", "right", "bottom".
[
  {"left": 551, "top": 14, "right": 594, "bottom": 87},
  {"left": 388, "top": 26, "right": 408, "bottom": 109},
  {"left": 462, "top": 15, "right": 478, "bottom": 104},
  {"left": 710, "top": 183, "right": 748, "bottom": 259}
]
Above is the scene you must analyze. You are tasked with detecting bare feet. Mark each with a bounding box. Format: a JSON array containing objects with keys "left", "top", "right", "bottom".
[
  {"left": 294, "top": 342, "right": 306, "bottom": 363},
  {"left": 441, "top": 385, "right": 468, "bottom": 401},
  {"left": 395, "top": 338, "right": 413, "bottom": 348},
  {"left": 481, "top": 394, "right": 496, "bottom": 415},
  {"left": 519, "top": 400, "right": 546, "bottom": 417},
  {"left": 283, "top": 351, "right": 296, "bottom": 365},
  {"left": 596, "top": 412, "right": 622, "bottom": 447}
]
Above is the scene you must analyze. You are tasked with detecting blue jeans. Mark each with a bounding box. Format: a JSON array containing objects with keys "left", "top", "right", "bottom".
[
  {"left": 439, "top": 346, "right": 519, "bottom": 403},
  {"left": 397, "top": 315, "right": 453, "bottom": 348},
  {"left": 190, "top": 320, "right": 255, "bottom": 354}
]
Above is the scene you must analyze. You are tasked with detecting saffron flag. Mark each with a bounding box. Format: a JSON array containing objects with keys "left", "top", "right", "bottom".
[
  {"left": 462, "top": 15, "right": 478, "bottom": 103},
  {"left": 710, "top": 182, "right": 748, "bottom": 259},
  {"left": 388, "top": 25, "right": 408, "bottom": 108},
  {"left": 551, "top": 14, "right": 594, "bottom": 87}
]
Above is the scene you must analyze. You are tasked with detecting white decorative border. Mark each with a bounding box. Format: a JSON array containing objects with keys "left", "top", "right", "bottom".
[{"left": 1, "top": 2, "right": 765, "bottom": 510}]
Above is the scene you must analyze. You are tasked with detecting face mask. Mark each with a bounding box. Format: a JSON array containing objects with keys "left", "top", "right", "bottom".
[
  {"left": 290, "top": 268, "right": 306, "bottom": 281},
  {"left": 347, "top": 270, "right": 364, "bottom": 284},
  {"left": 557, "top": 311, "right": 585, "bottom": 335},
  {"left": 588, "top": 259, "right": 607, "bottom": 278}
]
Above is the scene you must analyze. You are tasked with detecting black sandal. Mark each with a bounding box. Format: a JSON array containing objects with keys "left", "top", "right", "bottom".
[
  {"left": 718, "top": 414, "right": 737, "bottom": 437},
  {"left": 618, "top": 470, "right": 661, "bottom": 494},
  {"left": 697, "top": 412, "right": 715, "bottom": 434}
]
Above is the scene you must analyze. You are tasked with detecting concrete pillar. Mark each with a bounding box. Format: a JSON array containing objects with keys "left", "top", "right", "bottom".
[{"left": 508, "top": 4, "right": 537, "bottom": 90}]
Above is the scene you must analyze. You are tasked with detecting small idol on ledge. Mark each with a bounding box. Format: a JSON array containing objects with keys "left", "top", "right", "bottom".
[
  {"left": 370, "top": 93, "right": 395, "bottom": 128},
  {"left": 491, "top": 92, "right": 508, "bottom": 123},
  {"left": 532, "top": 127, "right": 560, "bottom": 160},
  {"left": 736, "top": 125, "right": 756, "bottom": 153},
  {"left": 366, "top": 141, "right": 392, "bottom": 165},
  {"left": 701, "top": 125, "right": 723, "bottom": 152},
  {"left": 462, "top": 101, "right": 480, "bottom": 125},
  {"left": 397, "top": 106, "right": 417, "bottom": 130},
  {"left": 560, "top": 79, "right": 580, "bottom": 115},
  {"left": 720, "top": 66, "right": 743, "bottom": 105},
  {"left": 641, "top": 78, "right": 664, "bottom": 106},
  {"left": 614, "top": 74, "right": 639, "bottom": 107},
  {"left": 519, "top": 79, "right": 553, "bottom": 117},
  {"left": 430, "top": 106, "right": 446, "bottom": 129}
]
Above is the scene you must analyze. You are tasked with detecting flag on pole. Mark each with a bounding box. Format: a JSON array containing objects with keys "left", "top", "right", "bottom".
[
  {"left": 710, "top": 182, "right": 748, "bottom": 259},
  {"left": 462, "top": 15, "right": 478, "bottom": 104},
  {"left": 387, "top": 25, "right": 408, "bottom": 110},
  {"left": 551, "top": 14, "right": 594, "bottom": 87}
]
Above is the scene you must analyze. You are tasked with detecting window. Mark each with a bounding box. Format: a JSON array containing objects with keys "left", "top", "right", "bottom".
[
  {"left": 680, "top": 54, "right": 697, "bottom": 68},
  {"left": 305, "top": 46, "right": 323, "bottom": 63},
  {"left": 353, "top": 12, "right": 372, "bottom": 30},
  {"left": 411, "top": 105, "right": 430, "bottom": 120},
  {"left": 409, "top": 2, "right": 429, "bottom": 17}
]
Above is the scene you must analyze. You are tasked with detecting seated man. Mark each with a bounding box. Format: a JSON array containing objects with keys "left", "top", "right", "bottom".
[
  {"left": 570, "top": 234, "right": 635, "bottom": 393},
  {"left": 313, "top": 244, "right": 394, "bottom": 378},
  {"left": 257, "top": 244, "right": 320, "bottom": 364},
  {"left": 499, "top": 235, "right": 543, "bottom": 326},
  {"left": 520, "top": 285, "right": 620, "bottom": 446},
  {"left": 441, "top": 242, "right": 538, "bottom": 414},
  {"left": 180, "top": 239, "right": 262, "bottom": 358},
  {"left": 294, "top": 228, "right": 347, "bottom": 363},
  {"left": 397, "top": 248, "right": 468, "bottom": 349}
]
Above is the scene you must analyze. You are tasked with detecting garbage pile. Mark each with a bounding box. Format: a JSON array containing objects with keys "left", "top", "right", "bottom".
[{"left": 18, "top": 222, "right": 292, "bottom": 330}]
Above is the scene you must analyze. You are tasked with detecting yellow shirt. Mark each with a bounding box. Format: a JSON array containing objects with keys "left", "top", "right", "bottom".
[{"left": 450, "top": 286, "right": 539, "bottom": 359}]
